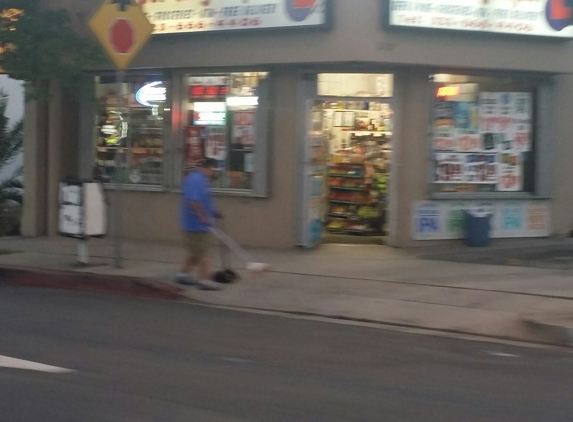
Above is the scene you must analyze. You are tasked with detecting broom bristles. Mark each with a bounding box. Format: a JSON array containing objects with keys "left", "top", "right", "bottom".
[{"left": 246, "top": 262, "right": 271, "bottom": 273}]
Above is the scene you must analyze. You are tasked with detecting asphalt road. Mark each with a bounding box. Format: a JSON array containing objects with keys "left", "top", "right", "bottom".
[{"left": 1, "top": 284, "right": 573, "bottom": 422}]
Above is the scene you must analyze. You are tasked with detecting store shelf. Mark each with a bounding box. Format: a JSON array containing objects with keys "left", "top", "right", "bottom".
[
  {"left": 329, "top": 213, "right": 355, "bottom": 218},
  {"left": 326, "top": 228, "right": 377, "bottom": 235},
  {"left": 104, "top": 105, "right": 154, "bottom": 110},
  {"left": 328, "top": 174, "right": 364, "bottom": 179},
  {"left": 324, "top": 108, "right": 391, "bottom": 112},
  {"left": 132, "top": 148, "right": 164, "bottom": 154},
  {"left": 329, "top": 186, "right": 369, "bottom": 192},
  {"left": 342, "top": 130, "right": 392, "bottom": 135},
  {"left": 329, "top": 212, "right": 381, "bottom": 219},
  {"left": 346, "top": 229, "right": 377, "bottom": 234},
  {"left": 329, "top": 199, "right": 368, "bottom": 205},
  {"left": 97, "top": 147, "right": 125, "bottom": 152},
  {"left": 97, "top": 147, "right": 163, "bottom": 153}
]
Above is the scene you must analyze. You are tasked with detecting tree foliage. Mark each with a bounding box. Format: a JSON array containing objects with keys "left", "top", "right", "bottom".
[
  {"left": 0, "top": 0, "right": 103, "bottom": 100},
  {"left": 0, "top": 90, "right": 23, "bottom": 206}
]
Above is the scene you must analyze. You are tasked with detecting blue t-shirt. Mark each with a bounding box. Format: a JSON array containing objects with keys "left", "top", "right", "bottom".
[{"left": 181, "top": 171, "right": 215, "bottom": 232}]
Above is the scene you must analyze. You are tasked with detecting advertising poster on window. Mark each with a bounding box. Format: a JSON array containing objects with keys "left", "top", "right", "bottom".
[
  {"left": 434, "top": 153, "right": 465, "bottom": 183},
  {"left": 513, "top": 93, "right": 532, "bottom": 151},
  {"left": 432, "top": 89, "right": 532, "bottom": 193},
  {"left": 454, "top": 101, "right": 480, "bottom": 152},
  {"left": 464, "top": 153, "right": 497, "bottom": 184},
  {"left": 184, "top": 126, "right": 207, "bottom": 167},
  {"left": 433, "top": 101, "right": 456, "bottom": 150},
  {"left": 205, "top": 128, "right": 227, "bottom": 161},
  {"left": 498, "top": 152, "right": 523, "bottom": 191},
  {"left": 479, "top": 92, "right": 513, "bottom": 152},
  {"left": 232, "top": 111, "right": 255, "bottom": 149}
]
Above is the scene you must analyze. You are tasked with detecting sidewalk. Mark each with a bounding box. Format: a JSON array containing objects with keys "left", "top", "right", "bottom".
[{"left": 2, "top": 236, "right": 573, "bottom": 345}]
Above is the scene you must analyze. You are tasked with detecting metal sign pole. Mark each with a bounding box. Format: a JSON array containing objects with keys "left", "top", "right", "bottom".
[
  {"left": 114, "top": 69, "right": 125, "bottom": 269},
  {"left": 88, "top": 0, "right": 154, "bottom": 269}
]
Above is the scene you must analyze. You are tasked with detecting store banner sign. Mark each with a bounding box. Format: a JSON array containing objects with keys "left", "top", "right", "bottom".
[
  {"left": 141, "top": 0, "right": 331, "bottom": 34},
  {"left": 387, "top": 0, "right": 573, "bottom": 38},
  {"left": 412, "top": 200, "right": 551, "bottom": 240}
]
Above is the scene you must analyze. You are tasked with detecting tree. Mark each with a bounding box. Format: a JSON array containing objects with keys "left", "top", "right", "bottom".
[
  {"left": 0, "top": 90, "right": 22, "bottom": 202},
  {"left": 0, "top": 0, "right": 103, "bottom": 100},
  {"left": 0, "top": 90, "right": 23, "bottom": 235}
]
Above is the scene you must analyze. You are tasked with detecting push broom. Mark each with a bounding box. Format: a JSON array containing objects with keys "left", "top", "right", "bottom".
[{"left": 209, "top": 227, "right": 270, "bottom": 273}]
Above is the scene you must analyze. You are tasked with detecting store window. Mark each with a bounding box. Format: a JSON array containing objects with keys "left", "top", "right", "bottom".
[
  {"left": 183, "top": 72, "right": 269, "bottom": 192},
  {"left": 93, "top": 74, "right": 169, "bottom": 186},
  {"left": 430, "top": 74, "right": 536, "bottom": 194}
]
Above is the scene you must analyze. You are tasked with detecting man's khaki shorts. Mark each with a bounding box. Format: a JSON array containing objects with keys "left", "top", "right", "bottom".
[{"left": 183, "top": 231, "right": 210, "bottom": 258}]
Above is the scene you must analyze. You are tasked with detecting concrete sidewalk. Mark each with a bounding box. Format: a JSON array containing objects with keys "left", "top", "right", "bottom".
[{"left": 2, "top": 236, "right": 573, "bottom": 345}]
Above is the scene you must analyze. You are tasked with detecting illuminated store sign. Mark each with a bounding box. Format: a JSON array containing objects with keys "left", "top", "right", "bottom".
[
  {"left": 143, "top": 0, "right": 331, "bottom": 35},
  {"left": 436, "top": 86, "right": 460, "bottom": 98},
  {"left": 387, "top": 0, "right": 573, "bottom": 38},
  {"left": 190, "top": 85, "right": 230, "bottom": 98},
  {"left": 136, "top": 81, "right": 167, "bottom": 107},
  {"left": 193, "top": 102, "right": 227, "bottom": 126}
]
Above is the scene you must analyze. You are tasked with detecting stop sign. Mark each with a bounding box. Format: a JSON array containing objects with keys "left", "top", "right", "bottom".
[{"left": 109, "top": 18, "right": 135, "bottom": 54}]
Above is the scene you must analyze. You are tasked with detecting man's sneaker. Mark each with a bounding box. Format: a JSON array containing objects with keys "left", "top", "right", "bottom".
[
  {"left": 196, "top": 279, "right": 221, "bottom": 291},
  {"left": 175, "top": 273, "right": 198, "bottom": 286}
]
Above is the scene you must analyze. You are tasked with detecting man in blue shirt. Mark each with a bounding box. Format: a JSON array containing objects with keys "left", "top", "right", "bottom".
[{"left": 176, "top": 158, "right": 219, "bottom": 290}]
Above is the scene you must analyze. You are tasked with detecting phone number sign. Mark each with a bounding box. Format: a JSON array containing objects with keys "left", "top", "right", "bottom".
[
  {"left": 387, "top": 0, "right": 573, "bottom": 38},
  {"left": 140, "top": 0, "right": 331, "bottom": 34}
]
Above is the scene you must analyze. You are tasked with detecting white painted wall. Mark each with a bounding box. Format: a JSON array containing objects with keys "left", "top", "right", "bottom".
[{"left": 0, "top": 75, "right": 24, "bottom": 180}]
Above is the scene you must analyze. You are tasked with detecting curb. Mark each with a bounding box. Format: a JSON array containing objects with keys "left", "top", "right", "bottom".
[
  {"left": 187, "top": 300, "right": 561, "bottom": 347},
  {"left": 0, "top": 266, "right": 187, "bottom": 301},
  {"left": 521, "top": 313, "right": 573, "bottom": 347}
]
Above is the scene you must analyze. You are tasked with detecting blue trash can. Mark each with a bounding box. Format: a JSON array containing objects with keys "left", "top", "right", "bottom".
[{"left": 464, "top": 207, "right": 492, "bottom": 247}]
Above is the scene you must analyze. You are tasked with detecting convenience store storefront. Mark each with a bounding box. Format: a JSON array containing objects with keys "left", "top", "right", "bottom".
[{"left": 22, "top": 0, "right": 573, "bottom": 248}]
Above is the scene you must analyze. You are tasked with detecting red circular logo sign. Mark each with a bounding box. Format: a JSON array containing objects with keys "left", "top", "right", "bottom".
[{"left": 109, "top": 18, "right": 135, "bottom": 54}]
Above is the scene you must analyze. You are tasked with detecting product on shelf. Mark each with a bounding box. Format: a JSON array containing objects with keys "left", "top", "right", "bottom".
[
  {"left": 357, "top": 206, "right": 380, "bottom": 219},
  {"left": 327, "top": 219, "right": 347, "bottom": 230}
]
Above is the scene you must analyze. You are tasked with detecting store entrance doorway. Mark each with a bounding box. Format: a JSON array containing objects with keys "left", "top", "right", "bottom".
[{"left": 298, "top": 73, "right": 395, "bottom": 247}]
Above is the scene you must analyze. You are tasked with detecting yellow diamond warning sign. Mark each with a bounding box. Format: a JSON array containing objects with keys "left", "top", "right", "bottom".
[{"left": 88, "top": 0, "right": 153, "bottom": 71}]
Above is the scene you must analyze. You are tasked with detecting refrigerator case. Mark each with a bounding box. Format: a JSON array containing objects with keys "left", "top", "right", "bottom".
[{"left": 298, "top": 100, "right": 328, "bottom": 247}]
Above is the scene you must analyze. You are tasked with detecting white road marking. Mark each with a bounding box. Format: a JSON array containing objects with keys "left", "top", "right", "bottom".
[
  {"left": 0, "top": 355, "right": 75, "bottom": 373},
  {"left": 484, "top": 351, "right": 521, "bottom": 358}
]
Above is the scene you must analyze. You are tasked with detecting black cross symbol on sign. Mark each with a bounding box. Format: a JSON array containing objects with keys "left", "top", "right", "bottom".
[{"left": 111, "top": 0, "right": 131, "bottom": 12}]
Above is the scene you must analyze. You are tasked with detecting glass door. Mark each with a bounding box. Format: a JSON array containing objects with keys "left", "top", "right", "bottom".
[{"left": 297, "top": 99, "right": 328, "bottom": 247}]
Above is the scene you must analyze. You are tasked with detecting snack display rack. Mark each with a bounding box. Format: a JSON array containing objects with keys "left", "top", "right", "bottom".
[{"left": 326, "top": 136, "right": 389, "bottom": 235}]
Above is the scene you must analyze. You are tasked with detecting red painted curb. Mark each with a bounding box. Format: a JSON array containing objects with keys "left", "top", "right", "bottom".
[{"left": 0, "top": 266, "right": 186, "bottom": 300}]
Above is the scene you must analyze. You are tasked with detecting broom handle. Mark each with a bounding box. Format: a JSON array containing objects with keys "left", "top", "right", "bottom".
[
  {"left": 210, "top": 227, "right": 254, "bottom": 264},
  {"left": 217, "top": 219, "right": 232, "bottom": 269}
]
